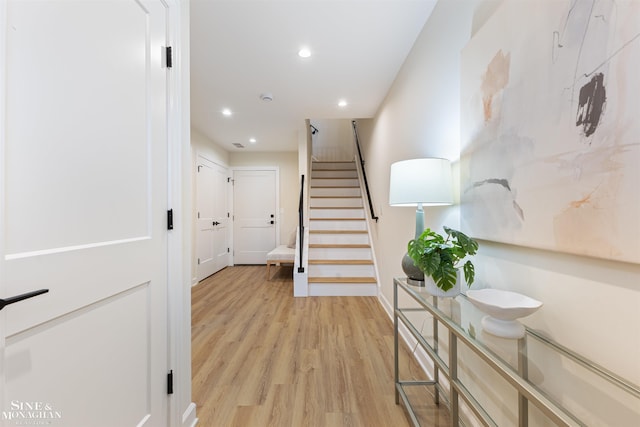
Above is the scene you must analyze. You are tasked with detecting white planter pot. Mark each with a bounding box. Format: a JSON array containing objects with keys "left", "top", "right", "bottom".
[{"left": 424, "top": 274, "right": 461, "bottom": 298}]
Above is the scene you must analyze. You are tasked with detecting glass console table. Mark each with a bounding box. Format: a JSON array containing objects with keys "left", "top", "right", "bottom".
[{"left": 393, "top": 277, "right": 640, "bottom": 427}]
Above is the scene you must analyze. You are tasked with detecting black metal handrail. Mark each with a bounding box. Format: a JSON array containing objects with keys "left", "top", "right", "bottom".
[
  {"left": 352, "top": 120, "right": 379, "bottom": 222},
  {"left": 297, "top": 174, "right": 305, "bottom": 273}
]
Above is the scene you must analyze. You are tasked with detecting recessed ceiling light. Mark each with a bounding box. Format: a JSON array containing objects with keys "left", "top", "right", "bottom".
[
  {"left": 298, "top": 48, "right": 311, "bottom": 58},
  {"left": 249, "top": 138, "right": 257, "bottom": 144},
  {"left": 222, "top": 108, "right": 232, "bottom": 116},
  {"left": 338, "top": 100, "right": 348, "bottom": 107}
]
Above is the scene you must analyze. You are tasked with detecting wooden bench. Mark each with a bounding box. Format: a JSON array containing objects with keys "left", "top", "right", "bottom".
[{"left": 266, "top": 245, "right": 295, "bottom": 280}]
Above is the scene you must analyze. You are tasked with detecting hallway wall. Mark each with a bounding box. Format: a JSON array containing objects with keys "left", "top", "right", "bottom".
[{"left": 359, "top": 0, "right": 640, "bottom": 424}]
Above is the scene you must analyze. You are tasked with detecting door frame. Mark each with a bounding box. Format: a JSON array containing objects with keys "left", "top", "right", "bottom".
[
  {"left": 165, "top": 1, "right": 197, "bottom": 426},
  {"left": 230, "top": 166, "right": 280, "bottom": 265}
]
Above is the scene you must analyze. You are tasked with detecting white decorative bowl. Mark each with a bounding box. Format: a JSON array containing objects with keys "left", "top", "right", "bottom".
[{"left": 466, "top": 289, "right": 543, "bottom": 339}]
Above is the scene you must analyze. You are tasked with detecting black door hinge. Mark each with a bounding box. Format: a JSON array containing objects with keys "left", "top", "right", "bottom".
[
  {"left": 167, "top": 209, "right": 174, "bottom": 230},
  {"left": 165, "top": 46, "right": 173, "bottom": 68},
  {"left": 167, "top": 370, "right": 174, "bottom": 395}
]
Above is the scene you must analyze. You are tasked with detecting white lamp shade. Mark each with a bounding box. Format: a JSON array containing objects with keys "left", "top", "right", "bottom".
[{"left": 389, "top": 158, "right": 453, "bottom": 206}]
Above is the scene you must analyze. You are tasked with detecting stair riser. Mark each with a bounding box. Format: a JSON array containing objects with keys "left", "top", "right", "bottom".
[
  {"left": 310, "top": 178, "right": 359, "bottom": 187},
  {"left": 310, "top": 198, "right": 363, "bottom": 208},
  {"left": 309, "top": 209, "right": 364, "bottom": 219},
  {"left": 309, "top": 234, "right": 369, "bottom": 245},
  {"left": 309, "top": 220, "right": 366, "bottom": 231},
  {"left": 312, "top": 162, "right": 356, "bottom": 171},
  {"left": 309, "top": 187, "right": 361, "bottom": 197},
  {"left": 311, "top": 170, "right": 358, "bottom": 179},
  {"left": 308, "top": 247, "right": 372, "bottom": 259},
  {"left": 308, "top": 283, "right": 377, "bottom": 297},
  {"left": 308, "top": 264, "right": 375, "bottom": 277}
]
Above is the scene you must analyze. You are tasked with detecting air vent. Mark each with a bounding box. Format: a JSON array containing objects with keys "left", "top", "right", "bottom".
[{"left": 232, "top": 143, "right": 245, "bottom": 149}]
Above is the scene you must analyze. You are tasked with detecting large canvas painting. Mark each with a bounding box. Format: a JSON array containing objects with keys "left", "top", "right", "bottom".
[{"left": 460, "top": 0, "right": 640, "bottom": 263}]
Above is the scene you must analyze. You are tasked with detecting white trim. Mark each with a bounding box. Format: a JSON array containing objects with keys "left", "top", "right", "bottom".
[
  {"left": 0, "top": 0, "right": 10, "bottom": 407},
  {"left": 165, "top": 0, "right": 196, "bottom": 426},
  {"left": 353, "top": 153, "right": 383, "bottom": 296},
  {"left": 378, "top": 291, "right": 436, "bottom": 382},
  {"left": 181, "top": 402, "right": 198, "bottom": 427}
]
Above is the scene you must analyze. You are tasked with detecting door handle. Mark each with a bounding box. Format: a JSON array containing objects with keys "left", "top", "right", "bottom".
[
  {"left": 212, "top": 221, "right": 220, "bottom": 226},
  {"left": 0, "top": 289, "right": 49, "bottom": 311}
]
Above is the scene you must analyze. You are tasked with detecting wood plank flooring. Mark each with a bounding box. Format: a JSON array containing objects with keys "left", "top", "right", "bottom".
[{"left": 192, "top": 265, "right": 450, "bottom": 426}]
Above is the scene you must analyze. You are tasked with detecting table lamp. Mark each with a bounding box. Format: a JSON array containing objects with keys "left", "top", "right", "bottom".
[{"left": 389, "top": 158, "right": 453, "bottom": 286}]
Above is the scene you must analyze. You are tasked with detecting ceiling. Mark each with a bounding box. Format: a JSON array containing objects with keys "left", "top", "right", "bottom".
[{"left": 190, "top": 0, "right": 437, "bottom": 152}]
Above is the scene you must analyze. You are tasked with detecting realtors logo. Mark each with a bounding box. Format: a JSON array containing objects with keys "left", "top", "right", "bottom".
[{"left": 1, "top": 401, "right": 63, "bottom": 425}]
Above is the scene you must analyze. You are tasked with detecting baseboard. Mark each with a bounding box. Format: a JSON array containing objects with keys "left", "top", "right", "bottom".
[
  {"left": 377, "top": 292, "right": 436, "bottom": 381},
  {"left": 191, "top": 276, "right": 198, "bottom": 287},
  {"left": 182, "top": 402, "right": 197, "bottom": 427}
]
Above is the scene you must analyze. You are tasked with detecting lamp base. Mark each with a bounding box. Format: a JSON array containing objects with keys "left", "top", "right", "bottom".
[{"left": 402, "top": 252, "right": 425, "bottom": 287}]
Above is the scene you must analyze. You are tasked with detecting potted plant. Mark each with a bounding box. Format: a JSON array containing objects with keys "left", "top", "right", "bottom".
[{"left": 407, "top": 226, "right": 479, "bottom": 296}]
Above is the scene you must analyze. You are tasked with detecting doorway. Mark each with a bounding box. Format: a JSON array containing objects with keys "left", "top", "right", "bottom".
[
  {"left": 196, "top": 157, "right": 230, "bottom": 281},
  {"left": 232, "top": 168, "right": 279, "bottom": 265}
]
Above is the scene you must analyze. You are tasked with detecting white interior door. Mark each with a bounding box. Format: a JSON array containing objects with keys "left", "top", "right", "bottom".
[
  {"left": 233, "top": 169, "right": 278, "bottom": 265},
  {"left": 1, "top": 1, "right": 169, "bottom": 426},
  {"left": 196, "top": 158, "right": 229, "bottom": 281}
]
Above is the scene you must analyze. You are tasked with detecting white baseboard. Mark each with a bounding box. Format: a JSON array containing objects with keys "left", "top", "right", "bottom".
[
  {"left": 182, "top": 402, "right": 197, "bottom": 427},
  {"left": 378, "top": 292, "right": 436, "bottom": 375}
]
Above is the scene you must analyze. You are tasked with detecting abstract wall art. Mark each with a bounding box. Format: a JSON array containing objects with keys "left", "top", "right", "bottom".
[{"left": 460, "top": 0, "right": 640, "bottom": 262}]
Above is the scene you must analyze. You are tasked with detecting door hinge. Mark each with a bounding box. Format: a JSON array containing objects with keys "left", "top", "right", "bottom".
[
  {"left": 165, "top": 46, "right": 173, "bottom": 68},
  {"left": 227, "top": 248, "right": 230, "bottom": 253},
  {"left": 227, "top": 212, "right": 230, "bottom": 218},
  {"left": 197, "top": 212, "right": 200, "bottom": 219},
  {"left": 197, "top": 165, "right": 202, "bottom": 172},
  {"left": 227, "top": 177, "right": 231, "bottom": 183},
  {"left": 197, "top": 258, "right": 200, "bottom": 265},
  {"left": 167, "top": 209, "right": 174, "bottom": 230},
  {"left": 167, "top": 370, "right": 174, "bottom": 395}
]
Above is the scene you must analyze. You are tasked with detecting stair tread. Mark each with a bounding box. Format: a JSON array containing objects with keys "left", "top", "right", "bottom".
[
  {"left": 312, "top": 170, "right": 357, "bottom": 173},
  {"left": 310, "top": 206, "right": 363, "bottom": 209},
  {"left": 310, "top": 218, "right": 364, "bottom": 221},
  {"left": 309, "top": 243, "right": 370, "bottom": 248},
  {"left": 310, "top": 185, "right": 360, "bottom": 188},
  {"left": 309, "top": 259, "right": 373, "bottom": 265},
  {"left": 309, "top": 230, "right": 368, "bottom": 234},
  {"left": 308, "top": 277, "right": 377, "bottom": 284},
  {"left": 310, "top": 196, "right": 362, "bottom": 199},
  {"left": 311, "top": 177, "right": 358, "bottom": 179}
]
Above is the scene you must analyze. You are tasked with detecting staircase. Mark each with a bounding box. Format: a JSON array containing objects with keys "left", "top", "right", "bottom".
[{"left": 307, "top": 161, "right": 378, "bottom": 296}]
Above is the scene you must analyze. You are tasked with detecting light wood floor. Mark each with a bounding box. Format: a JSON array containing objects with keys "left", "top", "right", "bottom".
[{"left": 192, "top": 265, "right": 450, "bottom": 426}]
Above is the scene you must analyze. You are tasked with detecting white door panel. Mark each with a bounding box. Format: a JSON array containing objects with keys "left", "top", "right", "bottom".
[
  {"left": 196, "top": 159, "right": 228, "bottom": 281},
  {"left": 2, "top": 1, "right": 169, "bottom": 425},
  {"left": 233, "top": 169, "right": 277, "bottom": 265}
]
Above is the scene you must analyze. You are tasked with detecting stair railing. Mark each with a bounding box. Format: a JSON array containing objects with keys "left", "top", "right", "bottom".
[
  {"left": 352, "top": 120, "right": 379, "bottom": 222},
  {"left": 297, "top": 174, "right": 305, "bottom": 273}
]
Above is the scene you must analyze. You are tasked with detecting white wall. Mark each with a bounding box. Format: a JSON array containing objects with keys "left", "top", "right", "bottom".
[
  {"left": 310, "top": 119, "right": 355, "bottom": 161},
  {"left": 360, "top": 0, "right": 640, "bottom": 425}
]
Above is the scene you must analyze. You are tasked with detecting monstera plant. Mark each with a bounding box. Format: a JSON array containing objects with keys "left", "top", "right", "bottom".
[{"left": 407, "top": 226, "right": 479, "bottom": 292}]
